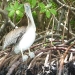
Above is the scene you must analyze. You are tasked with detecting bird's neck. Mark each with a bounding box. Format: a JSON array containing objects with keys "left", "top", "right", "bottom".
[{"left": 27, "top": 11, "right": 36, "bottom": 31}]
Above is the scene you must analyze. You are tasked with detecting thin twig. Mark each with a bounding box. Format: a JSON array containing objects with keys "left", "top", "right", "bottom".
[
  {"left": 54, "top": 0, "right": 75, "bottom": 10},
  {"left": 43, "top": 16, "right": 53, "bottom": 43},
  {"left": 51, "top": 15, "right": 55, "bottom": 46},
  {"left": 62, "top": 9, "right": 69, "bottom": 43}
]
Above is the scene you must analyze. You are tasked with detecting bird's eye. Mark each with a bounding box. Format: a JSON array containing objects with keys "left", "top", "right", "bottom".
[
  {"left": 26, "top": 5, "right": 29, "bottom": 9},
  {"left": 25, "top": 5, "right": 30, "bottom": 12}
]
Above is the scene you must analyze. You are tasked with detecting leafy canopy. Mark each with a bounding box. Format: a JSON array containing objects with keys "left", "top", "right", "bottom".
[
  {"left": 6, "top": 1, "right": 24, "bottom": 19},
  {"left": 6, "top": 0, "right": 57, "bottom": 22}
]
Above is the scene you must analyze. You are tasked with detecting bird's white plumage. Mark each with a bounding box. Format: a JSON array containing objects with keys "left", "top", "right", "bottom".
[{"left": 14, "top": 25, "right": 36, "bottom": 54}]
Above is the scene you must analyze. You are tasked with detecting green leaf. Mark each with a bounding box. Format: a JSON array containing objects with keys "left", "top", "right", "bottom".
[
  {"left": 18, "top": 4, "right": 23, "bottom": 10},
  {"left": 50, "top": 8, "right": 56, "bottom": 15},
  {"left": 40, "top": 9, "right": 46, "bottom": 13},
  {"left": 46, "top": 10, "right": 51, "bottom": 18},
  {"left": 6, "top": 6, "right": 12, "bottom": 11},
  {"left": 14, "top": 1, "right": 19, "bottom": 10},
  {"left": 32, "top": 11, "right": 37, "bottom": 16},
  {"left": 38, "top": 2, "right": 46, "bottom": 13},
  {"left": 31, "top": 0, "right": 36, "bottom": 8},
  {"left": 39, "top": 2, "right": 45, "bottom": 9},
  {"left": 45, "top": 3, "right": 52, "bottom": 9},
  {"left": 6, "top": 3, "right": 14, "bottom": 11},
  {"left": 16, "top": 10, "right": 23, "bottom": 17},
  {"left": 44, "top": 43, "right": 47, "bottom": 46},
  {"left": 10, "top": 3, "right": 14, "bottom": 9},
  {"left": 27, "top": 0, "right": 36, "bottom": 8},
  {"left": 8, "top": 10, "right": 15, "bottom": 17}
]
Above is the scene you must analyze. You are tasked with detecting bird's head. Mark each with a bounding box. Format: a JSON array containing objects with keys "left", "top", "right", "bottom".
[{"left": 24, "top": 3, "right": 31, "bottom": 19}]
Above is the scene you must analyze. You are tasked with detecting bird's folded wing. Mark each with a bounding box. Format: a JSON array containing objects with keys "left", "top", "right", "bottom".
[{"left": 3, "top": 26, "right": 26, "bottom": 49}]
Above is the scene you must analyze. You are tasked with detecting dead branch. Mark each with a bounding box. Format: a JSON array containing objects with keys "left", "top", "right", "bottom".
[
  {"left": 0, "top": 8, "right": 17, "bottom": 33},
  {"left": 58, "top": 42, "right": 75, "bottom": 75},
  {"left": 6, "top": 61, "right": 20, "bottom": 75},
  {"left": 53, "top": 0, "right": 75, "bottom": 10}
]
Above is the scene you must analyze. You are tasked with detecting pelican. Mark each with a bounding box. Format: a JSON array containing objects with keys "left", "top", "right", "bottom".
[{"left": 3, "top": 3, "right": 36, "bottom": 61}]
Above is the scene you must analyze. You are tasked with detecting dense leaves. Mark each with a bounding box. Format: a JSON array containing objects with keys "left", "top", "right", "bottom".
[
  {"left": 6, "top": 0, "right": 57, "bottom": 21},
  {"left": 6, "top": 1, "right": 24, "bottom": 21}
]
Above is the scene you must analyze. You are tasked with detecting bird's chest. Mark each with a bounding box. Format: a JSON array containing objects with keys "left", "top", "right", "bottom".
[{"left": 18, "top": 27, "right": 36, "bottom": 50}]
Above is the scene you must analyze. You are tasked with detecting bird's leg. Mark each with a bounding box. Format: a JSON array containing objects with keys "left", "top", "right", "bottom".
[
  {"left": 28, "top": 48, "right": 31, "bottom": 53},
  {"left": 20, "top": 48, "right": 24, "bottom": 61},
  {"left": 28, "top": 48, "right": 35, "bottom": 58},
  {"left": 20, "top": 48, "right": 28, "bottom": 62}
]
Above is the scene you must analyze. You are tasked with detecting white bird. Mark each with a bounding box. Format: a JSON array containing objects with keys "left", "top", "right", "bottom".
[{"left": 3, "top": 3, "right": 36, "bottom": 61}]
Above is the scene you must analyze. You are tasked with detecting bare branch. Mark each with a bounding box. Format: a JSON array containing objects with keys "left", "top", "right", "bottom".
[
  {"left": 0, "top": 8, "right": 17, "bottom": 33},
  {"left": 54, "top": 0, "right": 75, "bottom": 10}
]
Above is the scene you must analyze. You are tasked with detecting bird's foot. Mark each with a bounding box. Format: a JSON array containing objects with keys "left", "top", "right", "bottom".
[
  {"left": 22, "top": 55, "right": 28, "bottom": 62},
  {"left": 28, "top": 49, "right": 35, "bottom": 58}
]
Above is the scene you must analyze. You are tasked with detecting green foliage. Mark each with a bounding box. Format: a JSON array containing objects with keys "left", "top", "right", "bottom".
[
  {"left": 70, "top": 20, "right": 75, "bottom": 25},
  {"left": 70, "top": 20, "right": 75, "bottom": 30},
  {"left": 38, "top": 2, "right": 46, "bottom": 12},
  {"left": 50, "top": 8, "right": 56, "bottom": 15},
  {"left": 6, "top": 0, "right": 57, "bottom": 22},
  {"left": 38, "top": 2, "right": 56, "bottom": 18},
  {"left": 46, "top": 10, "right": 51, "bottom": 18},
  {"left": 26, "top": 0, "right": 36, "bottom": 8},
  {"left": 25, "top": 0, "right": 57, "bottom": 18},
  {"left": 6, "top": 1, "right": 24, "bottom": 21},
  {"left": 50, "top": 0, "right": 58, "bottom": 8}
]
